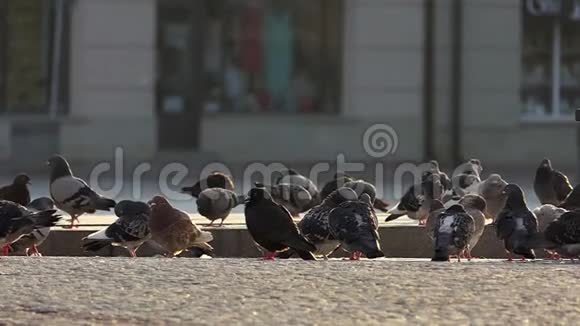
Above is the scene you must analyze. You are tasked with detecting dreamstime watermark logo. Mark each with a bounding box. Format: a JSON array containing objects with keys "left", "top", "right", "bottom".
[
  {"left": 80, "top": 123, "right": 469, "bottom": 203},
  {"left": 362, "top": 123, "right": 399, "bottom": 158}
]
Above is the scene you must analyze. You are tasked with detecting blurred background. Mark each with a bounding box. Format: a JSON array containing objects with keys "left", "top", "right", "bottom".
[{"left": 0, "top": 0, "right": 579, "bottom": 178}]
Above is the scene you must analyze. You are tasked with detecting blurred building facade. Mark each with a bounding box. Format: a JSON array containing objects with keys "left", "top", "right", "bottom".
[{"left": 0, "top": 0, "right": 578, "bottom": 167}]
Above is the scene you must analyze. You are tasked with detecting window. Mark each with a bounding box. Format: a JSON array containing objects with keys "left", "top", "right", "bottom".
[
  {"left": 0, "top": 0, "right": 69, "bottom": 115},
  {"left": 522, "top": 0, "right": 580, "bottom": 119},
  {"left": 201, "top": 0, "right": 343, "bottom": 115}
]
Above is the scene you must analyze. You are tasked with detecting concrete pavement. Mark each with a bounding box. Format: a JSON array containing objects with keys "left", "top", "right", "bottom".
[{"left": 0, "top": 257, "right": 578, "bottom": 325}]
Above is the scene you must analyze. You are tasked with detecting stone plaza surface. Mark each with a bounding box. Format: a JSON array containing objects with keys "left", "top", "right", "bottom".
[{"left": 0, "top": 257, "right": 578, "bottom": 325}]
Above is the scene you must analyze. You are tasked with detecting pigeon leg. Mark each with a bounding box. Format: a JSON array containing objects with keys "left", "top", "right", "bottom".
[
  {"left": 29, "top": 245, "right": 41, "bottom": 257},
  {"left": 129, "top": 249, "right": 137, "bottom": 258},
  {"left": 218, "top": 218, "right": 225, "bottom": 227},
  {"left": 2, "top": 245, "right": 11, "bottom": 256},
  {"left": 208, "top": 220, "right": 215, "bottom": 227},
  {"left": 262, "top": 252, "right": 276, "bottom": 260},
  {"left": 349, "top": 251, "right": 362, "bottom": 260},
  {"left": 465, "top": 250, "right": 473, "bottom": 261},
  {"left": 506, "top": 251, "right": 513, "bottom": 262}
]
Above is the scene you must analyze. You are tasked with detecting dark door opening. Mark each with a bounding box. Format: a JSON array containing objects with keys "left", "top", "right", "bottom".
[{"left": 156, "top": 0, "right": 204, "bottom": 150}]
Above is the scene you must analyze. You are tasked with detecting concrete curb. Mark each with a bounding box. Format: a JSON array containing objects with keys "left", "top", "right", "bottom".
[{"left": 31, "top": 225, "right": 549, "bottom": 259}]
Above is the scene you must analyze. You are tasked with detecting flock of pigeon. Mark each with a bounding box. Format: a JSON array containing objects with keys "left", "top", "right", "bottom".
[{"left": 0, "top": 154, "right": 579, "bottom": 262}]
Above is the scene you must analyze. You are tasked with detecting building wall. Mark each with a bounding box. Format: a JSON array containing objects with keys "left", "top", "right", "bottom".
[{"left": 63, "top": 0, "right": 157, "bottom": 161}]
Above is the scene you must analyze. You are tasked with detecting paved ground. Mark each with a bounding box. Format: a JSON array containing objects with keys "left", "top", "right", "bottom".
[{"left": 0, "top": 257, "right": 578, "bottom": 325}]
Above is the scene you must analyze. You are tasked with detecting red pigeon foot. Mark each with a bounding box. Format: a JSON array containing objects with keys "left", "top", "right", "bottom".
[
  {"left": 262, "top": 252, "right": 276, "bottom": 260},
  {"left": 2, "top": 245, "right": 11, "bottom": 256}
]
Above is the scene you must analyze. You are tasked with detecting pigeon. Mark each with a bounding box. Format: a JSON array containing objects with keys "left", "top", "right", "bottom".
[
  {"left": 534, "top": 158, "right": 573, "bottom": 206},
  {"left": 343, "top": 179, "right": 390, "bottom": 212},
  {"left": 296, "top": 187, "right": 359, "bottom": 258},
  {"left": 47, "top": 155, "right": 116, "bottom": 228},
  {"left": 8, "top": 197, "right": 56, "bottom": 256},
  {"left": 82, "top": 200, "right": 151, "bottom": 257},
  {"left": 431, "top": 204, "right": 475, "bottom": 262},
  {"left": 277, "top": 169, "right": 321, "bottom": 210},
  {"left": 533, "top": 204, "right": 567, "bottom": 232},
  {"left": 494, "top": 184, "right": 538, "bottom": 260},
  {"left": 181, "top": 172, "right": 235, "bottom": 198},
  {"left": 148, "top": 196, "right": 213, "bottom": 257},
  {"left": 0, "top": 174, "right": 31, "bottom": 206},
  {"left": 458, "top": 194, "right": 487, "bottom": 257},
  {"left": 534, "top": 210, "right": 580, "bottom": 259},
  {"left": 328, "top": 193, "right": 384, "bottom": 260},
  {"left": 426, "top": 200, "right": 446, "bottom": 240},
  {"left": 559, "top": 184, "right": 580, "bottom": 210},
  {"left": 441, "top": 174, "right": 481, "bottom": 207},
  {"left": 244, "top": 185, "right": 316, "bottom": 260},
  {"left": 0, "top": 200, "right": 61, "bottom": 256},
  {"left": 320, "top": 173, "right": 354, "bottom": 200},
  {"left": 422, "top": 160, "right": 452, "bottom": 191},
  {"left": 452, "top": 159, "right": 483, "bottom": 178},
  {"left": 386, "top": 173, "right": 443, "bottom": 225},
  {"left": 196, "top": 188, "right": 245, "bottom": 226},
  {"left": 478, "top": 174, "right": 508, "bottom": 221},
  {"left": 264, "top": 183, "right": 312, "bottom": 217}
]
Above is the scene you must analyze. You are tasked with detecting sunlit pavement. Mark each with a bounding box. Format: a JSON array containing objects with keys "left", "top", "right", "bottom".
[{"left": 0, "top": 257, "right": 578, "bottom": 324}]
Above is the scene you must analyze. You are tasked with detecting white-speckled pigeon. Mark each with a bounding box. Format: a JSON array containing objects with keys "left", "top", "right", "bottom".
[
  {"left": 48, "top": 155, "right": 116, "bottom": 228},
  {"left": 82, "top": 200, "right": 151, "bottom": 257},
  {"left": 8, "top": 197, "right": 56, "bottom": 256},
  {"left": 431, "top": 204, "right": 475, "bottom": 262},
  {"left": 328, "top": 193, "right": 384, "bottom": 260}
]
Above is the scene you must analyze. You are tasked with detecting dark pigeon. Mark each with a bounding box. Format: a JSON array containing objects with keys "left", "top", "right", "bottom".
[
  {"left": 8, "top": 197, "right": 56, "bottom": 256},
  {"left": 82, "top": 200, "right": 151, "bottom": 257},
  {"left": 431, "top": 204, "right": 475, "bottom": 262},
  {"left": 559, "top": 184, "right": 580, "bottom": 210},
  {"left": 48, "top": 155, "right": 116, "bottom": 228},
  {"left": 0, "top": 200, "right": 61, "bottom": 256},
  {"left": 495, "top": 184, "right": 538, "bottom": 260},
  {"left": 328, "top": 193, "right": 384, "bottom": 260},
  {"left": 422, "top": 160, "right": 452, "bottom": 191},
  {"left": 181, "top": 172, "right": 235, "bottom": 198},
  {"left": 0, "top": 174, "right": 31, "bottom": 206},
  {"left": 534, "top": 158, "right": 573, "bottom": 206},
  {"left": 244, "top": 184, "right": 316, "bottom": 260},
  {"left": 196, "top": 188, "right": 245, "bottom": 226},
  {"left": 541, "top": 211, "right": 580, "bottom": 258},
  {"left": 386, "top": 173, "right": 443, "bottom": 225}
]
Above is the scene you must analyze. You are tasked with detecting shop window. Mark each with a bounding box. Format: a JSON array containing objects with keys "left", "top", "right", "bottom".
[
  {"left": 0, "top": 0, "right": 68, "bottom": 115},
  {"left": 522, "top": 0, "right": 580, "bottom": 119},
  {"left": 201, "top": 0, "right": 343, "bottom": 115}
]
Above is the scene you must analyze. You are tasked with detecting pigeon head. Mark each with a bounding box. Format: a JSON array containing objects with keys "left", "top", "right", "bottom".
[
  {"left": 148, "top": 196, "right": 171, "bottom": 208},
  {"left": 115, "top": 200, "right": 151, "bottom": 217},
  {"left": 540, "top": 158, "right": 552, "bottom": 168},
  {"left": 13, "top": 174, "right": 31, "bottom": 186},
  {"left": 480, "top": 174, "right": 507, "bottom": 197},
  {"left": 47, "top": 155, "right": 73, "bottom": 180},
  {"left": 459, "top": 194, "right": 487, "bottom": 212},
  {"left": 28, "top": 197, "right": 55, "bottom": 211},
  {"left": 359, "top": 193, "right": 373, "bottom": 206},
  {"left": 502, "top": 184, "right": 527, "bottom": 208},
  {"left": 246, "top": 187, "right": 272, "bottom": 204}
]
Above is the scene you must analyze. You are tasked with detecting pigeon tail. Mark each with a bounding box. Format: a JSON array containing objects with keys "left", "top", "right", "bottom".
[
  {"left": 366, "top": 250, "right": 385, "bottom": 259},
  {"left": 187, "top": 242, "right": 214, "bottom": 257},
  {"left": 294, "top": 249, "right": 317, "bottom": 260},
  {"left": 432, "top": 249, "right": 450, "bottom": 262},
  {"left": 196, "top": 230, "right": 214, "bottom": 244},
  {"left": 373, "top": 199, "right": 390, "bottom": 212},
  {"left": 514, "top": 246, "right": 536, "bottom": 260},
  {"left": 283, "top": 236, "right": 316, "bottom": 253},
  {"left": 82, "top": 240, "right": 111, "bottom": 252},
  {"left": 95, "top": 198, "right": 116, "bottom": 211},
  {"left": 15, "top": 209, "right": 61, "bottom": 230}
]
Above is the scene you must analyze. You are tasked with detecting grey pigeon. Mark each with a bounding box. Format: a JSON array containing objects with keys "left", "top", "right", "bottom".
[
  {"left": 386, "top": 173, "right": 443, "bottom": 225},
  {"left": 265, "top": 183, "right": 312, "bottom": 217},
  {"left": 559, "top": 184, "right": 580, "bottom": 210},
  {"left": 296, "top": 187, "right": 359, "bottom": 258},
  {"left": 277, "top": 169, "right": 321, "bottom": 210},
  {"left": 48, "top": 155, "right": 116, "bottom": 228},
  {"left": 442, "top": 173, "right": 481, "bottom": 207},
  {"left": 422, "top": 160, "right": 452, "bottom": 191},
  {"left": 244, "top": 184, "right": 316, "bottom": 260},
  {"left": 452, "top": 159, "right": 483, "bottom": 178},
  {"left": 426, "top": 200, "right": 446, "bottom": 240},
  {"left": 82, "top": 200, "right": 151, "bottom": 257},
  {"left": 533, "top": 204, "right": 567, "bottom": 232},
  {"left": 196, "top": 188, "right": 245, "bottom": 226},
  {"left": 431, "top": 204, "right": 475, "bottom": 262},
  {"left": 181, "top": 172, "right": 235, "bottom": 198},
  {"left": 0, "top": 200, "right": 61, "bottom": 256},
  {"left": 328, "top": 193, "right": 384, "bottom": 260},
  {"left": 8, "top": 197, "right": 56, "bottom": 256},
  {"left": 343, "top": 179, "right": 390, "bottom": 212},
  {"left": 320, "top": 173, "right": 354, "bottom": 200},
  {"left": 495, "top": 184, "right": 538, "bottom": 260},
  {"left": 458, "top": 194, "right": 487, "bottom": 257},
  {"left": 534, "top": 158, "right": 573, "bottom": 206},
  {"left": 478, "top": 174, "right": 508, "bottom": 221},
  {"left": 0, "top": 174, "right": 31, "bottom": 206}
]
